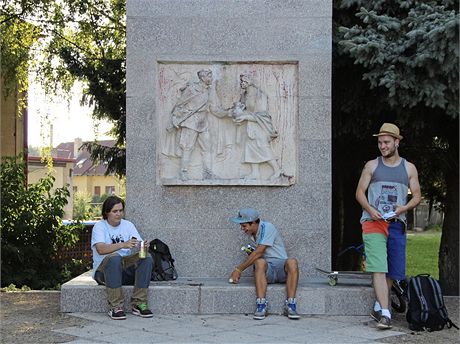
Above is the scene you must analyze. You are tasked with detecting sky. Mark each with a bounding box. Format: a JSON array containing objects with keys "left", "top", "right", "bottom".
[{"left": 27, "top": 78, "right": 113, "bottom": 148}]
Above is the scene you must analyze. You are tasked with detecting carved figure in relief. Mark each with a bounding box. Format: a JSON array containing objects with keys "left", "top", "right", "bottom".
[
  {"left": 166, "top": 69, "right": 227, "bottom": 180},
  {"left": 232, "top": 73, "right": 282, "bottom": 180}
]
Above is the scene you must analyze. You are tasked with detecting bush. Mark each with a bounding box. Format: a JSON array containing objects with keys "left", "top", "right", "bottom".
[
  {"left": 424, "top": 224, "right": 442, "bottom": 232},
  {"left": 73, "top": 191, "right": 99, "bottom": 220},
  {"left": 1, "top": 156, "right": 82, "bottom": 289}
]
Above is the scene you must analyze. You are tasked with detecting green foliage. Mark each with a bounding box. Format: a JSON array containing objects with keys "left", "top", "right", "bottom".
[
  {"left": 0, "top": 156, "right": 81, "bottom": 289},
  {"left": 46, "top": 0, "right": 127, "bottom": 176},
  {"left": 337, "top": 0, "right": 459, "bottom": 117},
  {"left": 73, "top": 191, "right": 98, "bottom": 221},
  {"left": 0, "top": 284, "right": 32, "bottom": 292},
  {"left": 0, "top": 14, "right": 40, "bottom": 111},
  {"left": 406, "top": 232, "right": 441, "bottom": 279},
  {"left": 2, "top": 0, "right": 127, "bottom": 176},
  {"left": 425, "top": 224, "right": 442, "bottom": 232},
  {"left": 60, "top": 259, "right": 93, "bottom": 285}
]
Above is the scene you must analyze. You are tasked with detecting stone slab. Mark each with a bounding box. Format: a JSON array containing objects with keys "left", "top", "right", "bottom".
[{"left": 61, "top": 271, "right": 374, "bottom": 315}]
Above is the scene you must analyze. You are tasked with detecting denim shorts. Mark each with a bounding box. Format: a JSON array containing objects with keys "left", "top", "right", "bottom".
[{"left": 266, "top": 258, "right": 287, "bottom": 283}]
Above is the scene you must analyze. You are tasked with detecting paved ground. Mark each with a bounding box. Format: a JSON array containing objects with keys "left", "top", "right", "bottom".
[{"left": 1, "top": 292, "right": 458, "bottom": 344}]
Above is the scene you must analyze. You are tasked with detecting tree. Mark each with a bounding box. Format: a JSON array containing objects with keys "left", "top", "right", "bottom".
[
  {"left": 1, "top": 0, "right": 126, "bottom": 175},
  {"left": 73, "top": 191, "right": 98, "bottom": 221},
  {"left": 333, "top": 0, "right": 459, "bottom": 294}
]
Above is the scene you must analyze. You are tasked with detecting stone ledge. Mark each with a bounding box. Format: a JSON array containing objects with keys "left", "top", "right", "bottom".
[{"left": 61, "top": 271, "right": 374, "bottom": 315}]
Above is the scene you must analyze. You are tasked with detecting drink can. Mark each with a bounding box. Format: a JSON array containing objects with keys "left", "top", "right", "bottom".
[
  {"left": 139, "top": 240, "right": 146, "bottom": 259},
  {"left": 240, "top": 244, "right": 254, "bottom": 255}
]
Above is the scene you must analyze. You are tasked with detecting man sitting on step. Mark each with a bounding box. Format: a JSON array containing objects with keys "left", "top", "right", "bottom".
[
  {"left": 91, "top": 196, "right": 154, "bottom": 320},
  {"left": 229, "top": 208, "right": 300, "bottom": 320}
]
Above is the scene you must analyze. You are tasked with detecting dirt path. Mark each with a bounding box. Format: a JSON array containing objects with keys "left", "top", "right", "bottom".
[
  {"left": 0, "top": 291, "right": 91, "bottom": 344},
  {"left": 0, "top": 291, "right": 458, "bottom": 343}
]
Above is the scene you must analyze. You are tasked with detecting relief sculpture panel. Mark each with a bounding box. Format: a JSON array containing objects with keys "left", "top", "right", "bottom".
[{"left": 158, "top": 62, "right": 298, "bottom": 186}]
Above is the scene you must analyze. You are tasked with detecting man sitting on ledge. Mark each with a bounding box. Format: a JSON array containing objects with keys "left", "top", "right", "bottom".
[
  {"left": 91, "top": 195, "right": 154, "bottom": 320},
  {"left": 228, "top": 208, "right": 300, "bottom": 320}
]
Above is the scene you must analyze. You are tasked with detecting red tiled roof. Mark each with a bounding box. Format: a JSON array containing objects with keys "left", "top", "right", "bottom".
[{"left": 29, "top": 140, "right": 116, "bottom": 176}]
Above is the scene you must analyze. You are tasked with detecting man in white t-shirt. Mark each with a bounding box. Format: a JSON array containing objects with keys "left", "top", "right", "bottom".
[
  {"left": 229, "top": 208, "right": 300, "bottom": 320},
  {"left": 91, "top": 196, "right": 153, "bottom": 320}
]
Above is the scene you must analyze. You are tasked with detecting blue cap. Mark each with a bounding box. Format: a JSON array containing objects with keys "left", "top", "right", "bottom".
[{"left": 229, "top": 208, "right": 260, "bottom": 224}]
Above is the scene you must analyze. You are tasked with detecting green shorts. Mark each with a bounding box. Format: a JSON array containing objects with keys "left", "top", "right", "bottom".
[{"left": 362, "top": 233, "right": 388, "bottom": 273}]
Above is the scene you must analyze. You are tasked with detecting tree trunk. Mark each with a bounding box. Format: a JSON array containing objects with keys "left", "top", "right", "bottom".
[{"left": 439, "top": 144, "right": 459, "bottom": 295}]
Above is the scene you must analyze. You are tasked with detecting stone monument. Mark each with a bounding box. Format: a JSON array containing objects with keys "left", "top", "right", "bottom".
[{"left": 127, "top": 0, "right": 332, "bottom": 278}]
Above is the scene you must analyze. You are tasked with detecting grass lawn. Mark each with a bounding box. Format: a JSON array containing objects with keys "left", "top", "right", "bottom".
[{"left": 406, "top": 230, "right": 441, "bottom": 279}]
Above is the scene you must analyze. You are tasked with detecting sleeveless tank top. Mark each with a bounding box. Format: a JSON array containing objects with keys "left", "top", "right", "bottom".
[{"left": 360, "top": 157, "right": 409, "bottom": 223}]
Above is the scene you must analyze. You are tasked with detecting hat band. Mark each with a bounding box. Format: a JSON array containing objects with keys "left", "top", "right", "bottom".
[{"left": 379, "top": 131, "right": 400, "bottom": 137}]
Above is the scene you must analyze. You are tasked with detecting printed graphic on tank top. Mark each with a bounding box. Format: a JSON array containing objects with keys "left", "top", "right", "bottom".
[{"left": 376, "top": 184, "right": 399, "bottom": 215}]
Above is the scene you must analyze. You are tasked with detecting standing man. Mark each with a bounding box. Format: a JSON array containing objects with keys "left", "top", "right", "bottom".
[
  {"left": 356, "top": 123, "right": 421, "bottom": 329},
  {"left": 168, "top": 69, "right": 226, "bottom": 180},
  {"left": 91, "top": 196, "right": 154, "bottom": 320},
  {"left": 229, "top": 208, "right": 300, "bottom": 320}
]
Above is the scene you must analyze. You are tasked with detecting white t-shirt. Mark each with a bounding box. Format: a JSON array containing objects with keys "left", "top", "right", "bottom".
[{"left": 91, "top": 219, "right": 142, "bottom": 278}]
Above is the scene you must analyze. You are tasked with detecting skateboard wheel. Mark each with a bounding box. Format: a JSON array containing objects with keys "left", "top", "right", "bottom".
[{"left": 328, "top": 277, "right": 337, "bottom": 286}]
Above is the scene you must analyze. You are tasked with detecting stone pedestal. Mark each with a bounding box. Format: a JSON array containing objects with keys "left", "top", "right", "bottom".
[{"left": 126, "top": 0, "right": 332, "bottom": 278}]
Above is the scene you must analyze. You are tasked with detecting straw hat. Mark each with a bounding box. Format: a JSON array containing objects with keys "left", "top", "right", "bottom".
[{"left": 373, "top": 123, "right": 403, "bottom": 140}]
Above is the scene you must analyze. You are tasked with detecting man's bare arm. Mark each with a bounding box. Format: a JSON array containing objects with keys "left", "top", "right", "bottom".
[
  {"left": 229, "top": 245, "right": 267, "bottom": 283},
  {"left": 395, "top": 162, "right": 421, "bottom": 215},
  {"left": 356, "top": 159, "right": 381, "bottom": 220}
]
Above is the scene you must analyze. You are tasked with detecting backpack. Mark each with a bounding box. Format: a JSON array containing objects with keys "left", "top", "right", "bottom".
[
  {"left": 149, "top": 239, "right": 178, "bottom": 281},
  {"left": 406, "top": 274, "right": 458, "bottom": 332}
]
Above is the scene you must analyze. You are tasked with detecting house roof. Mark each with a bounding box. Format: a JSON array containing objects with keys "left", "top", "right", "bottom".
[
  {"left": 28, "top": 156, "right": 75, "bottom": 164},
  {"left": 29, "top": 140, "right": 116, "bottom": 176},
  {"left": 61, "top": 140, "right": 115, "bottom": 176}
]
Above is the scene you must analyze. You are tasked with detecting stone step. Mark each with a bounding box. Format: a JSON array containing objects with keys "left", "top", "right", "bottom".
[{"left": 61, "top": 271, "right": 375, "bottom": 315}]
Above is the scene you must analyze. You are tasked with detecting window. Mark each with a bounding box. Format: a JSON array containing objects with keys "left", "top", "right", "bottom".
[
  {"left": 94, "top": 186, "right": 101, "bottom": 196},
  {"left": 105, "top": 186, "right": 116, "bottom": 195}
]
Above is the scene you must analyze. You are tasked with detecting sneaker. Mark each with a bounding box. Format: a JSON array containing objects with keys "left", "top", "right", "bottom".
[
  {"left": 370, "top": 309, "right": 382, "bottom": 322},
  {"left": 377, "top": 315, "right": 392, "bottom": 329},
  {"left": 254, "top": 299, "right": 268, "bottom": 320},
  {"left": 284, "top": 301, "right": 300, "bottom": 319},
  {"left": 132, "top": 303, "right": 153, "bottom": 318},
  {"left": 108, "top": 307, "right": 126, "bottom": 320}
]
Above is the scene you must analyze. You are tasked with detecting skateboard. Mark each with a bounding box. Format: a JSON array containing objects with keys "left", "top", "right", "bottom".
[{"left": 315, "top": 267, "right": 372, "bottom": 286}]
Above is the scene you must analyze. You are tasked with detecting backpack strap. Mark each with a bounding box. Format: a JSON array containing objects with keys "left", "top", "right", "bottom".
[
  {"left": 413, "top": 277, "right": 430, "bottom": 323},
  {"left": 428, "top": 278, "right": 448, "bottom": 320},
  {"left": 151, "top": 248, "right": 165, "bottom": 280},
  {"left": 446, "top": 319, "right": 460, "bottom": 330},
  {"left": 427, "top": 277, "right": 460, "bottom": 330},
  {"left": 167, "top": 253, "right": 175, "bottom": 266}
]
